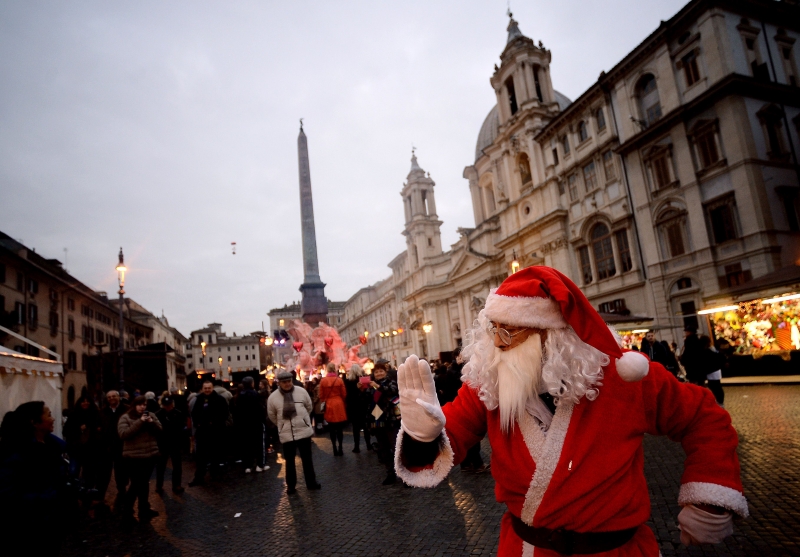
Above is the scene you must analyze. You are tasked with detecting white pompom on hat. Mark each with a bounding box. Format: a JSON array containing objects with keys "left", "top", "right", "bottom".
[{"left": 484, "top": 266, "right": 649, "bottom": 382}]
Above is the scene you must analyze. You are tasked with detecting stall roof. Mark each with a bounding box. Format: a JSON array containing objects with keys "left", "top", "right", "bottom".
[
  {"left": 707, "top": 265, "right": 800, "bottom": 302},
  {"left": 0, "top": 346, "right": 64, "bottom": 374},
  {"left": 599, "top": 313, "right": 654, "bottom": 325}
]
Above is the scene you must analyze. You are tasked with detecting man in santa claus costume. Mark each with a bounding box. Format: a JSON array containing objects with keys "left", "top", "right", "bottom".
[{"left": 395, "top": 266, "right": 747, "bottom": 556}]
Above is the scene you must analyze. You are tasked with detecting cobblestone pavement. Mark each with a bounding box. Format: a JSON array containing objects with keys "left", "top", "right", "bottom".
[{"left": 60, "top": 385, "right": 800, "bottom": 556}]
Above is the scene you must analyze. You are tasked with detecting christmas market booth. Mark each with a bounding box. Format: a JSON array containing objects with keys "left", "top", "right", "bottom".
[
  {"left": 600, "top": 312, "right": 655, "bottom": 350},
  {"left": 698, "top": 265, "right": 800, "bottom": 377}
]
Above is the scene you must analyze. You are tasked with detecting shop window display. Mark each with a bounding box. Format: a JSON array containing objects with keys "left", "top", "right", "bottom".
[{"left": 704, "top": 293, "right": 800, "bottom": 358}]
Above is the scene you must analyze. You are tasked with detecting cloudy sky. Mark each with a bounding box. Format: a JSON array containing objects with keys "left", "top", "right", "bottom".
[{"left": 1, "top": 0, "right": 687, "bottom": 338}]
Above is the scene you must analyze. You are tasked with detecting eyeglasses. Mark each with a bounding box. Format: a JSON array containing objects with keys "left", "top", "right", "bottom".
[{"left": 486, "top": 322, "right": 530, "bottom": 346}]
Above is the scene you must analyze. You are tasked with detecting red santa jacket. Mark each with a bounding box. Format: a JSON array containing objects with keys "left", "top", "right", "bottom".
[{"left": 395, "top": 360, "right": 748, "bottom": 557}]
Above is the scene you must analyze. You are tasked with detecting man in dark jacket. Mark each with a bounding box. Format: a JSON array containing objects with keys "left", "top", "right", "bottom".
[
  {"left": 369, "top": 361, "right": 401, "bottom": 485},
  {"left": 189, "top": 381, "right": 230, "bottom": 486},
  {"left": 155, "top": 396, "right": 185, "bottom": 494},
  {"left": 639, "top": 331, "right": 669, "bottom": 367},
  {"left": 680, "top": 327, "right": 706, "bottom": 385},
  {"left": 97, "top": 390, "right": 128, "bottom": 508},
  {"left": 235, "top": 377, "right": 269, "bottom": 473}
]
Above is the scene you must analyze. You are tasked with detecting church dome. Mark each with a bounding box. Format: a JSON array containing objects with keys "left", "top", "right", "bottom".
[{"left": 474, "top": 91, "right": 573, "bottom": 162}]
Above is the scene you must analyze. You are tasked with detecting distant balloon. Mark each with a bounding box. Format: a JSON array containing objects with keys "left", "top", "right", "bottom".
[{"left": 231, "top": 242, "right": 237, "bottom": 255}]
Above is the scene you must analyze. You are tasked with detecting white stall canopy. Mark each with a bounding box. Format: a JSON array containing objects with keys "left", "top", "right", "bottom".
[{"left": 0, "top": 346, "right": 64, "bottom": 437}]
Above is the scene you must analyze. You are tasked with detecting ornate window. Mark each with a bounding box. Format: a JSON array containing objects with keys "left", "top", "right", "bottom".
[
  {"left": 636, "top": 74, "right": 662, "bottom": 126},
  {"left": 757, "top": 104, "right": 788, "bottom": 159},
  {"left": 705, "top": 194, "right": 739, "bottom": 245},
  {"left": 681, "top": 50, "right": 701, "bottom": 87},
  {"left": 690, "top": 120, "right": 722, "bottom": 170},
  {"left": 578, "top": 121, "right": 589, "bottom": 142},
  {"left": 775, "top": 30, "right": 798, "bottom": 87},
  {"left": 578, "top": 246, "right": 592, "bottom": 284},
  {"left": 738, "top": 19, "right": 770, "bottom": 82},
  {"left": 568, "top": 173, "right": 579, "bottom": 201},
  {"left": 562, "top": 135, "right": 570, "bottom": 156},
  {"left": 590, "top": 224, "right": 616, "bottom": 280},
  {"left": 656, "top": 208, "right": 688, "bottom": 258},
  {"left": 595, "top": 108, "right": 606, "bottom": 131},
  {"left": 776, "top": 186, "right": 800, "bottom": 232},
  {"left": 644, "top": 144, "right": 677, "bottom": 192},
  {"left": 614, "top": 229, "right": 633, "bottom": 272},
  {"left": 518, "top": 153, "right": 532, "bottom": 187},
  {"left": 603, "top": 150, "right": 617, "bottom": 181},
  {"left": 583, "top": 161, "right": 597, "bottom": 191}
]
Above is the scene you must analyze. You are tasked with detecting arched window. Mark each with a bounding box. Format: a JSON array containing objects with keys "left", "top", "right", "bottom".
[
  {"left": 636, "top": 74, "right": 662, "bottom": 126},
  {"left": 518, "top": 153, "right": 532, "bottom": 186},
  {"left": 591, "top": 223, "right": 616, "bottom": 280},
  {"left": 656, "top": 208, "right": 687, "bottom": 258},
  {"left": 578, "top": 121, "right": 588, "bottom": 142}
]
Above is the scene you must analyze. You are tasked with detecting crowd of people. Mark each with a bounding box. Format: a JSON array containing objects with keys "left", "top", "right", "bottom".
[
  {"left": 0, "top": 355, "right": 479, "bottom": 552},
  {"left": 633, "top": 327, "right": 729, "bottom": 406}
]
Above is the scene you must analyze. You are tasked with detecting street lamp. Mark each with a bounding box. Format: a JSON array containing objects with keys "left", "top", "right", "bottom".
[
  {"left": 422, "top": 322, "right": 433, "bottom": 334},
  {"left": 510, "top": 249, "right": 520, "bottom": 274},
  {"left": 218, "top": 356, "right": 224, "bottom": 379},
  {"left": 115, "top": 248, "right": 127, "bottom": 391}
]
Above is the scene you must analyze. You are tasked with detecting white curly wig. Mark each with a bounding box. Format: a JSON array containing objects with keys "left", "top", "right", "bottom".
[{"left": 461, "top": 310, "right": 609, "bottom": 412}]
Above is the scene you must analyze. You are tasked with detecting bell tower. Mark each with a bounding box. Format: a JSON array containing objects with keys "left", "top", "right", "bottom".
[
  {"left": 490, "top": 13, "right": 557, "bottom": 125},
  {"left": 401, "top": 151, "right": 442, "bottom": 269}
]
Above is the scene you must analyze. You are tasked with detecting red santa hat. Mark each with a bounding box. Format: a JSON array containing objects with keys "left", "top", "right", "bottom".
[{"left": 484, "top": 266, "right": 649, "bottom": 382}]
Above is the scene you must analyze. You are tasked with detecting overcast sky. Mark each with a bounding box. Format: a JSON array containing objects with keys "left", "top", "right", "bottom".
[{"left": 0, "top": 0, "right": 688, "bottom": 338}]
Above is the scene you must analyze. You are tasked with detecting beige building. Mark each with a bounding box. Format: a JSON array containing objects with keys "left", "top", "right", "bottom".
[
  {"left": 0, "top": 231, "right": 157, "bottom": 409},
  {"left": 185, "top": 323, "right": 265, "bottom": 380},
  {"left": 336, "top": 0, "right": 799, "bottom": 361}
]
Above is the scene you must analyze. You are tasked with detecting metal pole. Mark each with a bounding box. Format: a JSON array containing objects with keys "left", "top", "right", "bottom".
[
  {"left": 116, "top": 248, "right": 126, "bottom": 392},
  {"left": 118, "top": 287, "right": 124, "bottom": 391}
]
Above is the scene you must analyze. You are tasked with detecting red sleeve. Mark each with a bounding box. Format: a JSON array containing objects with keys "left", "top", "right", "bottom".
[
  {"left": 442, "top": 383, "right": 489, "bottom": 467},
  {"left": 641, "top": 362, "right": 748, "bottom": 516}
]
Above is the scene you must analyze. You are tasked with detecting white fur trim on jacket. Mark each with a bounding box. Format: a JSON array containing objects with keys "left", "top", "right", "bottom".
[
  {"left": 519, "top": 400, "right": 575, "bottom": 524},
  {"left": 484, "top": 292, "right": 567, "bottom": 329},
  {"left": 678, "top": 481, "right": 749, "bottom": 518},
  {"left": 394, "top": 428, "right": 454, "bottom": 488}
]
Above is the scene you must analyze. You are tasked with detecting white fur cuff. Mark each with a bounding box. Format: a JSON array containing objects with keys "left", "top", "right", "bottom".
[
  {"left": 394, "top": 428, "right": 454, "bottom": 488},
  {"left": 678, "top": 481, "right": 749, "bottom": 518},
  {"left": 484, "top": 293, "right": 567, "bottom": 329}
]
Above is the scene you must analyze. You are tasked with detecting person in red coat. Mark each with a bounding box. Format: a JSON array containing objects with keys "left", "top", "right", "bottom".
[
  {"left": 395, "top": 266, "right": 747, "bottom": 556},
  {"left": 319, "top": 362, "right": 348, "bottom": 456}
]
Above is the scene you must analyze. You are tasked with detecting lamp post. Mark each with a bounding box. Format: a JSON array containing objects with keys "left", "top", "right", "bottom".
[
  {"left": 115, "top": 248, "right": 127, "bottom": 391},
  {"left": 219, "top": 356, "right": 224, "bottom": 380}
]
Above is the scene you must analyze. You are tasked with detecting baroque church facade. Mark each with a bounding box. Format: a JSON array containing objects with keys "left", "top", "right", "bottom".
[{"left": 340, "top": 0, "right": 800, "bottom": 366}]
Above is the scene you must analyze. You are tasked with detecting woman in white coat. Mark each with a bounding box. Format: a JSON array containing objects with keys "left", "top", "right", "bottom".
[{"left": 267, "top": 371, "right": 321, "bottom": 494}]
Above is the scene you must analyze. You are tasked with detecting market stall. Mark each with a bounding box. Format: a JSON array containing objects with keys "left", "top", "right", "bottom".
[
  {"left": 700, "top": 292, "right": 800, "bottom": 357},
  {"left": 0, "top": 346, "right": 64, "bottom": 437},
  {"left": 600, "top": 313, "right": 655, "bottom": 350}
]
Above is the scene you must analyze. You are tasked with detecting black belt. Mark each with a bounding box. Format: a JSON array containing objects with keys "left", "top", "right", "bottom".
[{"left": 510, "top": 514, "right": 637, "bottom": 555}]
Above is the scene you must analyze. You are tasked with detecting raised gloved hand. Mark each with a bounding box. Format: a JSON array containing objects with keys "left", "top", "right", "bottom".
[
  {"left": 398, "top": 354, "right": 446, "bottom": 442},
  {"left": 678, "top": 504, "right": 734, "bottom": 545}
]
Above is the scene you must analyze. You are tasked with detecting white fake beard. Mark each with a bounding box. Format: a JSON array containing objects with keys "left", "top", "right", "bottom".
[{"left": 495, "top": 333, "right": 543, "bottom": 433}]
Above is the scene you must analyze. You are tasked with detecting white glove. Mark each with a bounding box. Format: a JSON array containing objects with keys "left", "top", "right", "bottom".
[
  {"left": 678, "top": 505, "right": 734, "bottom": 545},
  {"left": 398, "top": 354, "right": 446, "bottom": 442}
]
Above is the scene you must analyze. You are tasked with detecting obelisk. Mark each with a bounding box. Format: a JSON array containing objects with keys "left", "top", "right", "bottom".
[{"left": 297, "top": 121, "right": 328, "bottom": 325}]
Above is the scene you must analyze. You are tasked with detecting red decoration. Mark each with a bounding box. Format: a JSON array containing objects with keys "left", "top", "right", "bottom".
[
  {"left": 292, "top": 342, "right": 303, "bottom": 352},
  {"left": 325, "top": 338, "right": 334, "bottom": 347},
  {"left": 359, "top": 335, "right": 367, "bottom": 345}
]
